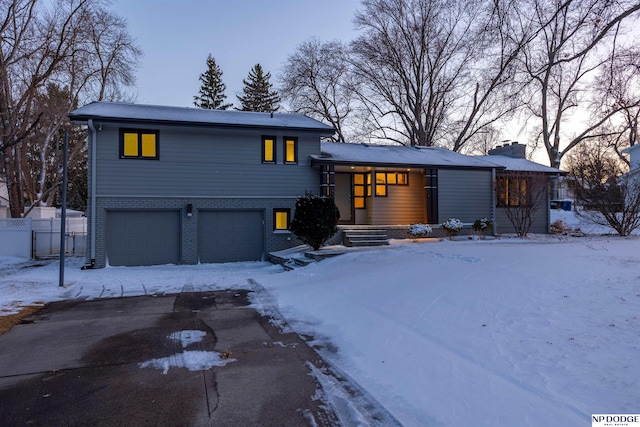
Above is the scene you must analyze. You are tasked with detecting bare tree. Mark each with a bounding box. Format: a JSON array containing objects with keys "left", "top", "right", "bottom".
[
  {"left": 349, "top": 0, "right": 532, "bottom": 149},
  {"left": 0, "top": 0, "right": 140, "bottom": 217},
  {"left": 498, "top": 172, "right": 549, "bottom": 237},
  {"left": 279, "top": 39, "right": 357, "bottom": 142},
  {"left": 566, "top": 142, "right": 640, "bottom": 236},
  {"left": 519, "top": 0, "right": 640, "bottom": 169}
]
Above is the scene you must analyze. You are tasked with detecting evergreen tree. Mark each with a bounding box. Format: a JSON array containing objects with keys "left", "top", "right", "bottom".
[
  {"left": 290, "top": 192, "right": 340, "bottom": 250},
  {"left": 194, "top": 54, "right": 232, "bottom": 110},
  {"left": 236, "top": 64, "right": 280, "bottom": 112}
]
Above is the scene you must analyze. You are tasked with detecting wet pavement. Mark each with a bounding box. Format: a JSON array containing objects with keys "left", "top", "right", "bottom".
[{"left": 0, "top": 290, "right": 339, "bottom": 426}]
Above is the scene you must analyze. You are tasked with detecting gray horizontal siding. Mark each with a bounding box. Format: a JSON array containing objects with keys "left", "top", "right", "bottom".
[
  {"left": 95, "top": 124, "right": 320, "bottom": 197},
  {"left": 495, "top": 206, "right": 550, "bottom": 234},
  {"left": 438, "top": 169, "right": 493, "bottom": 223},
  {"left": 370, "top": 171, "right": 425, "bottom": 225}
]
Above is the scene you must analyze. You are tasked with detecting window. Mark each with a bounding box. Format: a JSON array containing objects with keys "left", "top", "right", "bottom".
[
  {"left": 273, "top": 208, "right": 290, "bottom": 231},
  {"left": 396, "top": 172, "right": 409, "bottom": 185},
  {"left": 375, "top": 172, "right": 387, "bottom": 196},
  {"left": 284, "top": 137, "right": 298, "bottom": 164},
  {"left": 320, "top": 165, "right": 335, "bottom": 197},
  {"left": 120, "top": 129, "right": 159, "bottom": 159},
  {"left": 386, "top": 172, "right": 409, "bottom": 185},
  {"left": 497, "top": 177, "right": 528, "bottom": 207},
  {"left": 353, "top": 173, "right": 369, "bottom": 209},
  {"left": 262, "top": 136, "right": 276, "bottom": 163}
]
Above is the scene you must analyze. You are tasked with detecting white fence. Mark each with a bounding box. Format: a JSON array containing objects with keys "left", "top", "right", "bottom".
[{"left": 0, "top": 217, "right": 87, "bottom": 259}]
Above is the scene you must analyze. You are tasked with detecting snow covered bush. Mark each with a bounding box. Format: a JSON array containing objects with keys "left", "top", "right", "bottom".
[
  {"left": 290, "top": 192, "right": 340, "bottom": 250},
  {"left": 472, "top": 218, "right": 493, "bottom": 237},
  {"left": 408, "top": 223, "right": 432, "bottom": 238},
  {"left": 442, "top": 218, "right": 463, "bottom": 239}
]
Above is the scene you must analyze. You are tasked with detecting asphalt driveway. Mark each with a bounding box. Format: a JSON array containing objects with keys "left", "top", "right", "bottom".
[{"left": 0, "top": 290, "right": 339, "bottom": 426}]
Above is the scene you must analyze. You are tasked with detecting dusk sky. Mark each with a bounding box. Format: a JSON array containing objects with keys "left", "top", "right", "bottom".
[{"left": 112, "top": 0, "right": 362, "bottom": 108}]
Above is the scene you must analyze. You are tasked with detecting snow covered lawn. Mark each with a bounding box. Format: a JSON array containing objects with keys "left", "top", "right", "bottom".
[{"left": 1, "top": 214, "right": 638, "bottom": 426}]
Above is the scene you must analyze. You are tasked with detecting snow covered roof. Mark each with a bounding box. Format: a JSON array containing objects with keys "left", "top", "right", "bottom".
[
  {"left": 312, "top": 142, "right": 564, "bottom": 173},
  {"left": 313, "top": 142, "right": 500, "bottom": 169},
  {"left": 69, "top": 101, "right": 336, "bottom": 134},
  {"left": 478, "top": 155, "right": 564, "bottom": 174}
]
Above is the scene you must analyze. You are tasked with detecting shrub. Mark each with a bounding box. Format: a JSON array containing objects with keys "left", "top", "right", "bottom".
[
  {"left": 442, "top": 218, "right": 463, "bottom": 239},
  {"left": 472, "top": 218, "right": 493, "bottom": 235},
  {"left": 290, "top": 192, "right": 340, "bottom": 250},
  {"left": 408, "top": 223, "right": 433, "bottom": 237}
]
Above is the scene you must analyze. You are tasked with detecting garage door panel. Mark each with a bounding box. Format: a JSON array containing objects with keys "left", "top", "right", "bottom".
[
  {"left": 198, "top": 210, "right": 264, "bottom": 263},
  {"left": 107, "top": 210, "right": 180, "bottom": 266}
]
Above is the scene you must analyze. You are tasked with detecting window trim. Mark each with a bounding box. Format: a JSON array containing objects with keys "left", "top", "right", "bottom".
[
  {"left": 262, "top": 135, "right": 277, "bottom": 164},
  {"left": 119, "top": 129, "right": 159, "bottom": 160},
  {"left": 284, "top": 137, "right": 298, "bottom": 164},
  {"left": 273, "top": 208, "right": 291, "bottom": 231}
]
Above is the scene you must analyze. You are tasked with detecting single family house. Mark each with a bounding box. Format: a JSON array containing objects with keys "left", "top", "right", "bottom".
[{"left": 69, "top": 102, "right": 562, "bottom": 268}]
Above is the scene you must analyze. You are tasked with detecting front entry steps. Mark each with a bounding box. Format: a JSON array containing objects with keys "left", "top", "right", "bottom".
[{"left": 342, "top": 228, "right": 390, "bottom": 247}]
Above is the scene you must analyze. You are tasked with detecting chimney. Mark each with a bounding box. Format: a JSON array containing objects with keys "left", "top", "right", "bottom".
[{"left": 488, "top": 141, "right": 526, "bottom": 159}]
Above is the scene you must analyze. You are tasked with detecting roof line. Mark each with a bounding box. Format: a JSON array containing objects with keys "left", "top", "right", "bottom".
[
  {"left": 310, "top": 157, "right": 505, "bottom": 171},
  {"left": 69, "top": 115, "right": 336, "bottom": 134}
]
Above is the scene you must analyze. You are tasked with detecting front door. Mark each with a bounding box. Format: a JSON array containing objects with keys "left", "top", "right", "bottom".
[{"left": 334, "top": 173, "right": 353, "bottom": 224}]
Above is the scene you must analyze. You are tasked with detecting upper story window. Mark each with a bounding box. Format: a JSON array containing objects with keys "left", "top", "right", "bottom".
[
  {"left": 262, "top": 135, "right": 276, "bottom": 163},
  {"left": 120, "top": 129, "right": 159, "bottom": 159},
  {"left": 284, "top": 137, "right": 298, "bottom": 164}
]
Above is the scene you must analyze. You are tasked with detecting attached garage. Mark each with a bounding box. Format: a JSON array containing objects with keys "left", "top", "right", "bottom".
[
  {"left": 198, "top": 210, "right": 264, "bottom": 263},
  {"left": 106, "top": 210, "right": 181, "bottom": 266}
]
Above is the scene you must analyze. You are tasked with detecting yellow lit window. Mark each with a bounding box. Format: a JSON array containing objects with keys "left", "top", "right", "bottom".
[
  {"left": 141, "top": 133, "right": 156, "bottom": 157},
  {"left": 353, "top": 173, "right": 368, "bottom": 209},
  {"left": 375, "top": 172, "right": 387, "bottom": 196},
  {"left": 387, "top": 173, "right": 397, "bottom": 185},
  {"left": 274, "top": 209, "right": 290, "bottom": 230},
  {"left": 262, "top": 136, "right": 276, "bottom": 163},
  {"left": 285, "top": 137, "right": 297, "bottom": 164},
  {"left": 397, "top": 172, "right": 408, "bottom": 185},
  {"left": 120, "top": 129, "right": 159, "bottom": 159},
  {"left": 123, "top": 133, "right": 139, "bottom": 157},
  {"left": 497, "top": 177, "right": 528, "bottom": 207}
]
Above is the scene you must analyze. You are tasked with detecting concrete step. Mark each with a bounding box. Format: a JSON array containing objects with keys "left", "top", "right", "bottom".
[
  {"left": 346, "top": 239, "right": 390, "bottom": 247},
  {"left": 342, "top": 228, "right": 390, "bottom": 247}
]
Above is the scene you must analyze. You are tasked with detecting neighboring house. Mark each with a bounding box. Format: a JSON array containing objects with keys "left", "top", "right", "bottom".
[
  {"left": 314, "top": 141, "right": 562, "bottom": 236},
  {"left": 69, "top": 101, "right": 334, "bottom": 268},
  {"left": 0, "top": 180, "right": 9, "bottom": 218},
  {"left": 69, "top": 102, "right": 562, "bottom": 268},
  {"left": 623, "top": 144, "right": 640, "bottom": 178}
]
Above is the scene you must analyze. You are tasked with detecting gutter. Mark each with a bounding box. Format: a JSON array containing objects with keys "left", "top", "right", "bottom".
[{"left": 83, "top": 119, "right": 97, "bottom": 269}]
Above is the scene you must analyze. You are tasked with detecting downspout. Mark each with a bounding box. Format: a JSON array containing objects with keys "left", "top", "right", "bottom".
[
  {"left": 83, "top": 119, "right": 97, "bottom": 268},
  {"left": 491, "top": 168, "right": 497, "bottom": 235}
]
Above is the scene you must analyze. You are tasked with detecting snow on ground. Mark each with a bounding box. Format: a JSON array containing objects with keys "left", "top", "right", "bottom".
[{"left": 1, "top": 211, "right": 639, "bottom": 426}]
